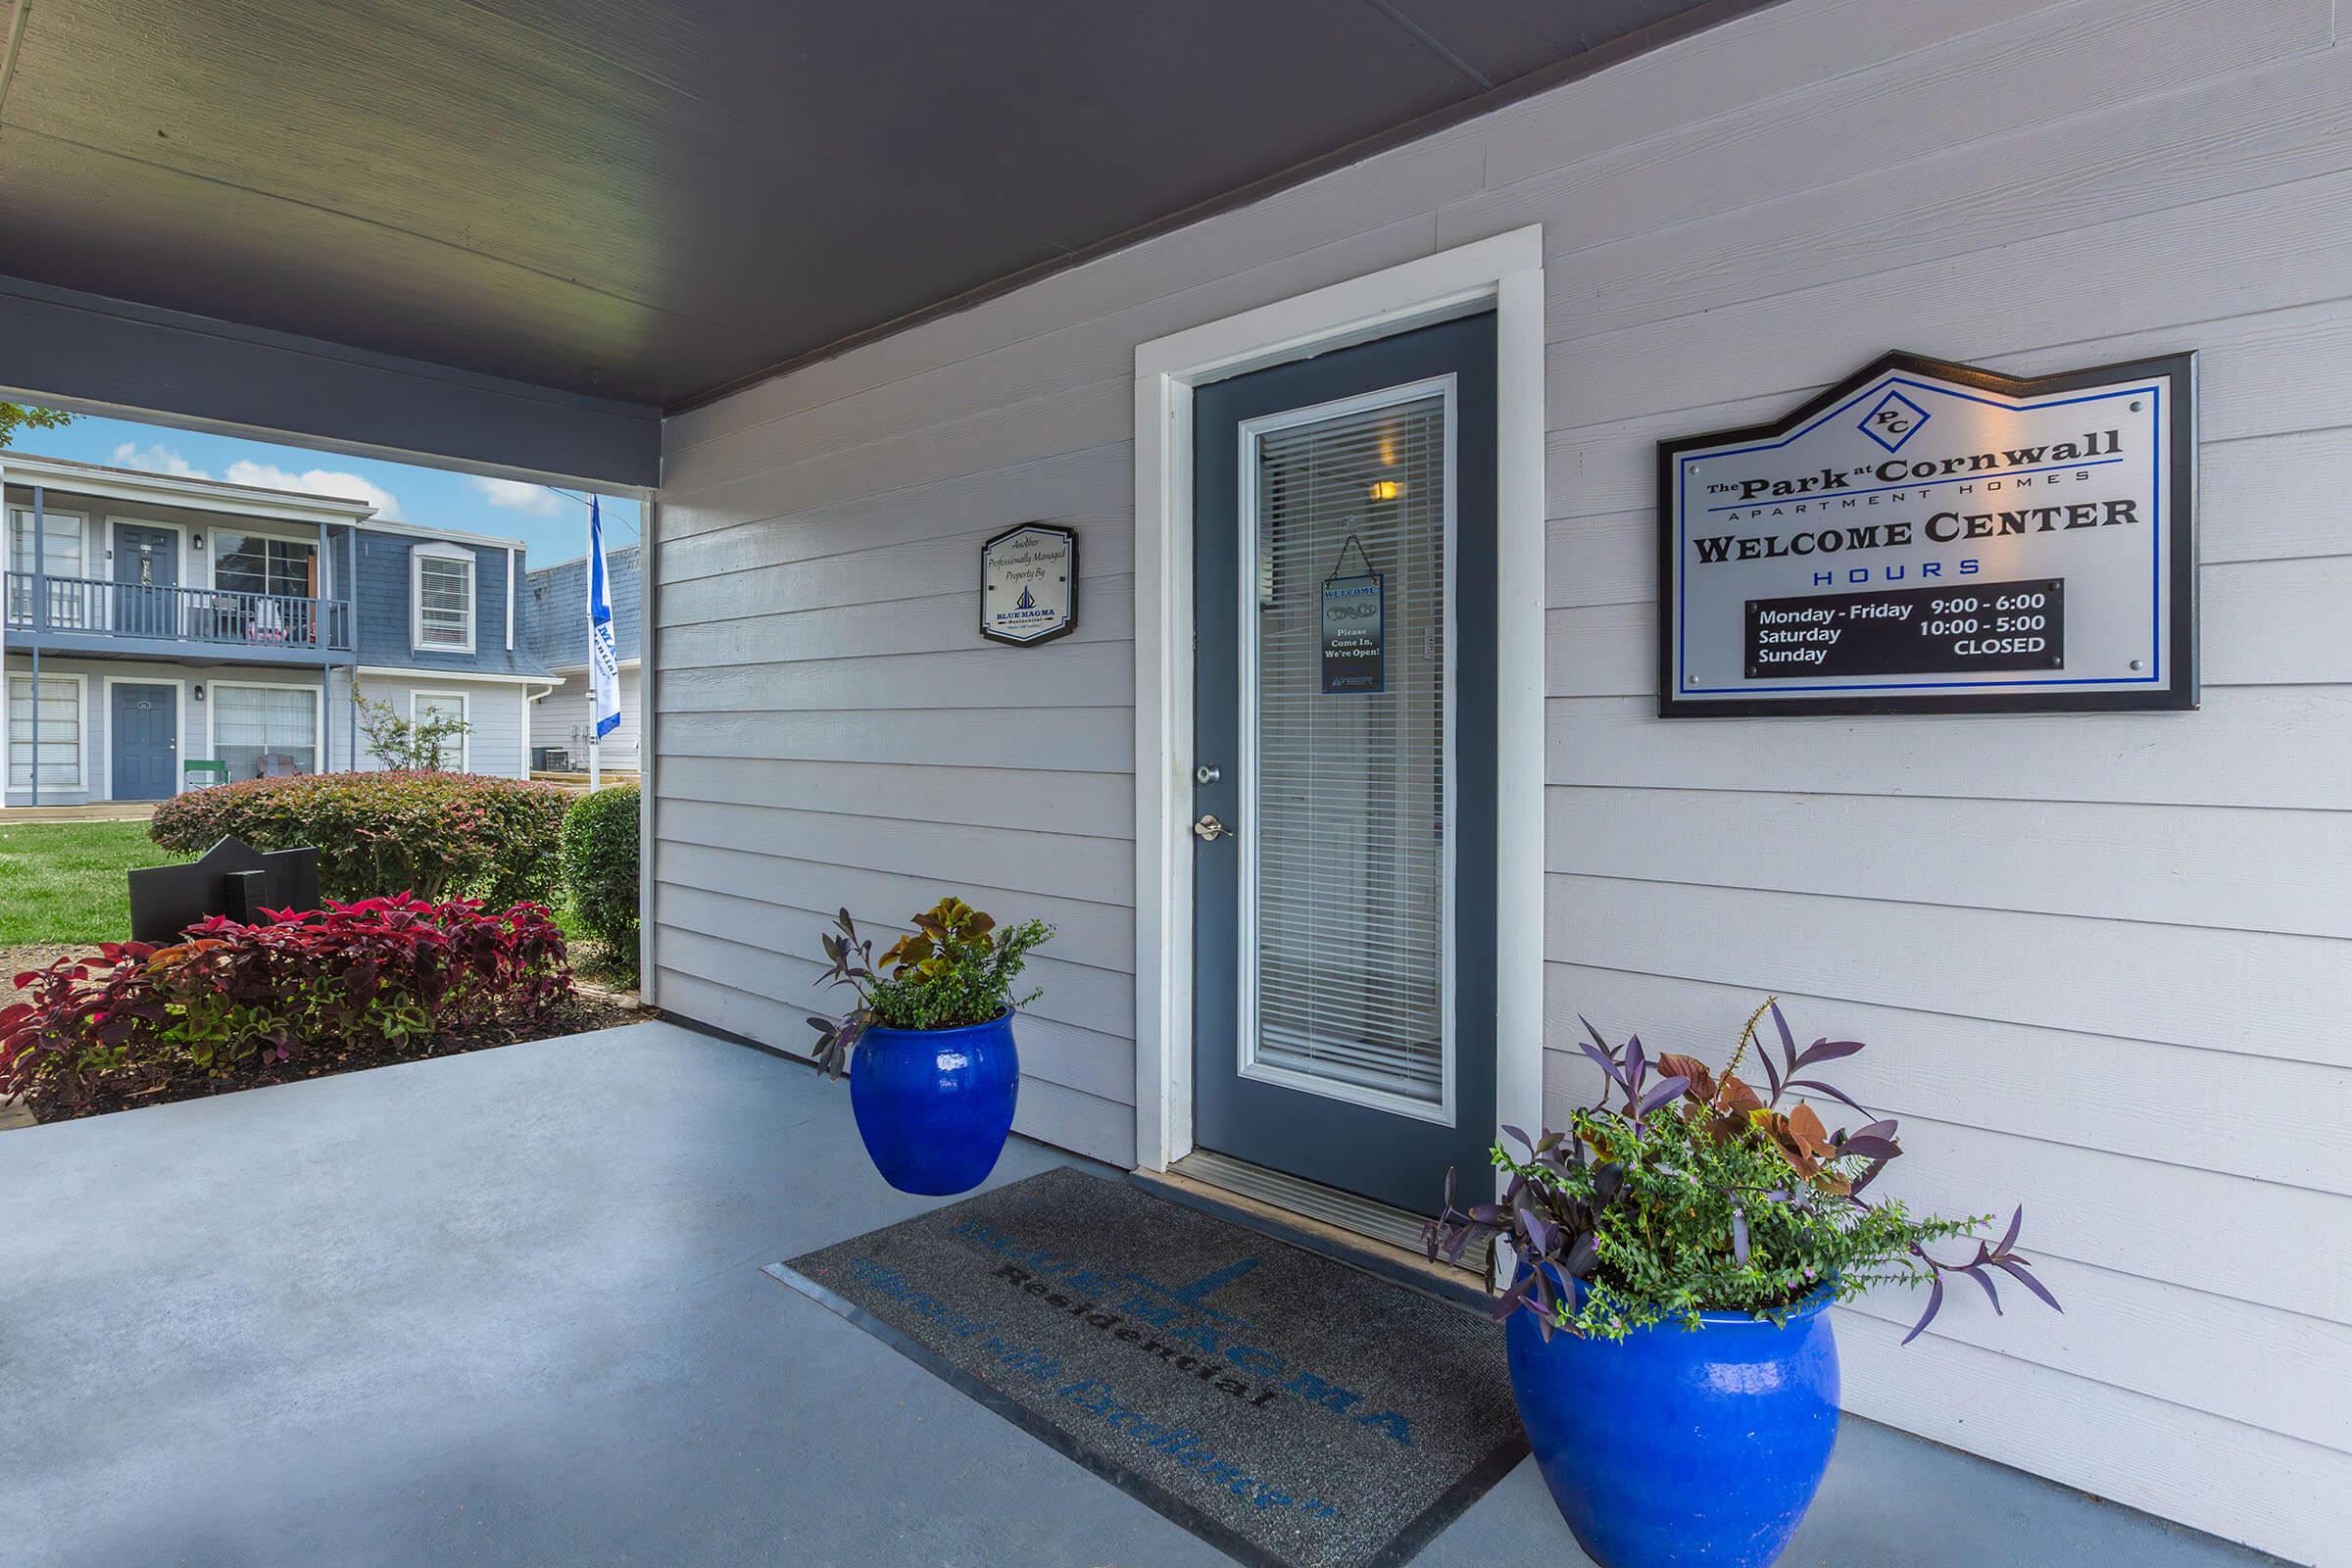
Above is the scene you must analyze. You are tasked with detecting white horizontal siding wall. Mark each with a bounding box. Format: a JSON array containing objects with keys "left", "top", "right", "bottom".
[
  {"left": 530, "top": 667, "right": 643, "bottom": 772},
  {"left": 651, "top": 439, "right": 1142, "bottom": 1164},
  {"left": 656, "top": 1, "right": 2352, "bottom": 1558},
  {"left": 530, "top": 674, "right": 585, "bottom": 763},
  {"left": 332, "top": 673, "right": 529, "bottom": 778}
]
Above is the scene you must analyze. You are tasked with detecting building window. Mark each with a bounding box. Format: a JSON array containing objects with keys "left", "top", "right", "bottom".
[
  {"left": 6, "top": 674, "right": 83, "bottom": 790},
  {"left": 213, "top": 685, "right": 317, "bottom": 780},
  {"left": 413, "top": 549, "right": 475, "bottom": 653},
  {"left": 6, "top": 508, "right": 86, "bottom": 624},
  {"left": 215, "top": 532, "right": 318, "bottom": 600},
  {"left": 412, "top": 691, "right": 468, "bottom": 771}
]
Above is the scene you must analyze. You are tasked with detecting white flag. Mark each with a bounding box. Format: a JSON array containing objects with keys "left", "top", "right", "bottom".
[{"left": 588, "top": 498, "right": 622, "bottom": 741}]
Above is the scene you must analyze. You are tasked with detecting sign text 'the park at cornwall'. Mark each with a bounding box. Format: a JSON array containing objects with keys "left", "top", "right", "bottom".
[{"left": 1656, "top": 352, "right": 2196, "bottom": 716}]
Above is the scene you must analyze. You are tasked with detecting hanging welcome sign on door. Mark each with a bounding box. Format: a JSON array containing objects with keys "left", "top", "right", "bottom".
[{"left": 1320, "top": 534, "right": 1385, "bottom": 695}]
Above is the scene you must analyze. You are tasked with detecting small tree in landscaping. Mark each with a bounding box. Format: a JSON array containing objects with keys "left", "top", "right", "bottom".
[
  {"left": 561, "top": 784, "right": 640, "bottom": 985},
  {"left": 354, "top": 685, "right": 471, "bottom": 770}
]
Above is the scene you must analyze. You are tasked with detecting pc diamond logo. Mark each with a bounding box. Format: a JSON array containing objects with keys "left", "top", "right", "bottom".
[{"left": 1857, "top": 389, "right": 1931, "bottom": 453}]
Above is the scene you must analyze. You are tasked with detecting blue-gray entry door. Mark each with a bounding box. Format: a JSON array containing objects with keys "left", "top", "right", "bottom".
[
  {"left": 114, "top": 523, "right": 178, "bottom": 637},
  {"left": 110, "top": 683, "right": 178, "bottom": 801},
  {"left": 1191, "top": 313, "right": 1498, "bottom": 1214}
]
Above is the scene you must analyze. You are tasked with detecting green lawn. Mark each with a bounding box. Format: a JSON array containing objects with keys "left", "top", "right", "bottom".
[
  {"left": 0, "top": 819, "right": 185, "bottom": 947},
  {"left": 0, "top": 818, "right": 611, "bottom": 967}
]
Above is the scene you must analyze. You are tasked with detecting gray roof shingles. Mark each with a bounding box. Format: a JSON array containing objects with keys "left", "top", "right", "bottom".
[{"left": 523, "top": 543, "right": 641, "bottom": 671}]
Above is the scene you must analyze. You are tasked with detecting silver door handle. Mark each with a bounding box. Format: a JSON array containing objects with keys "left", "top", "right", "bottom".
[{"left": 1192, "top": 814, "right": 1232, "bottom": 843}]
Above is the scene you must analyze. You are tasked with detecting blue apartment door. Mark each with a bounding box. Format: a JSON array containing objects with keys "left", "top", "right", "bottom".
[
  {"left": 1190, "top": 314, "right": 1498, "bottom": 1214},
  {"left": 114, "top": 523, "right": 178, "bottom": 637},
  {"left": 111, "top": 683, "right": 177, "bottom": 801}
]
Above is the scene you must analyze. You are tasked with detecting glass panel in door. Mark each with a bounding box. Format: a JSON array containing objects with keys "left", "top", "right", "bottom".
[{"left": 1245, "top": 388, "right": 1451, "bottom": 1117}]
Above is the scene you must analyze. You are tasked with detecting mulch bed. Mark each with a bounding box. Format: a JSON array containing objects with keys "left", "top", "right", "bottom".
[
  {"left": 3, "top": 944, "right": 648, "bottom": 1127},
  {"left": 3, "top": 945, "right": 86, "bottom": 1000}
]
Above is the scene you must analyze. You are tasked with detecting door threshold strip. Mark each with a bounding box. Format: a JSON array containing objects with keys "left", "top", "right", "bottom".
[{"left": 1143, "top": 1151, "right": 1490, "bottom": 1312}]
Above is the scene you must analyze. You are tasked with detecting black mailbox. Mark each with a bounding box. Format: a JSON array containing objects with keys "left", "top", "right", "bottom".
[{"left": 127, "top": 836, "right": 321, "bottom": 944}]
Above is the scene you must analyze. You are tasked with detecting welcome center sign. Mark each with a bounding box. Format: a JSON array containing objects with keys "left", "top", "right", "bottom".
[{"left": 1657, "top": 352, "right": 2196, "bottom": 716}]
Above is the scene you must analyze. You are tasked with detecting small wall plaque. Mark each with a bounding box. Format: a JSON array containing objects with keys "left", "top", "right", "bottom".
[
  {"left": 980, "top": 523, "right": 1078, "bottom": 646},
  {"left": 1658, "top": 350, "right": 2196, "bottom": 716}
]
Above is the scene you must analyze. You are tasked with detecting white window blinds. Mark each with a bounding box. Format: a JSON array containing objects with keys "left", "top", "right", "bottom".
[
  {"left": 1245, "top": 387, "right": 1451, "bottom": 1111},
  {"left": 7, "top": 676, "right": 82, "bottom": 789},
  {"left": 6, "top": 510, "right": 84, "bottom": 624},
  {"left": 416, "top": 553, "right": 474, "bottom": 650},
  {"left": 7, "top": 508, "right": 82, "bottom": 573},
  {"left": 213, "top": 686, "right": 317, "bottom": 779}
]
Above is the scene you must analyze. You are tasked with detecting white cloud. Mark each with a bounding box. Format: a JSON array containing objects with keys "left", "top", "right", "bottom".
[
  {"left": 111, "top": 441, "right": 212, "bottom": 478},
  {"left": 223, "top": 460, "right": 403, "bottom": 519},
  {"left": 106, "top": 440, "right": 403, "bottom": 519},
  {"left": 466, "top": 475, "right": 561, "bottom": 515}
]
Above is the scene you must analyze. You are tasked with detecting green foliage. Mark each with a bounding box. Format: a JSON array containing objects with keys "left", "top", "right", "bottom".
[
  {"left": 1497, "top": 1101, "right": 1979, "bottom": 1342},
  {"left": 0, "top": 404, "right": 73, "bottom": 449},
  {"left": 807, "top": 897, "right": 1054, "bottom": 1077},
  {"left": 150, "top": 770, "right": 570, "bottom": 906},
  {"left": 561, "top": 784, "right": 640, "bottom": 983},
  {"left": 352, "top": 684, "right": 471, "bottom": 770},
  {"left": 1430, "top": 1001, "right": 2059, "bottom": 1345}
]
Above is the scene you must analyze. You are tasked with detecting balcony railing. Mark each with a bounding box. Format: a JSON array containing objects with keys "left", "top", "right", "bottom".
[{"left": 4, "top": 573, "right": 355, "bottom": 654}]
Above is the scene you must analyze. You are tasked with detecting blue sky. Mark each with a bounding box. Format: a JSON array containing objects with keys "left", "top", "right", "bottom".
[{"left": 14, "top": 412, "right": 641, "bottom": 566}]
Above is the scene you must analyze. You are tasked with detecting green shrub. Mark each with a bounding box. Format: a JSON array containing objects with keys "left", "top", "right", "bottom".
[
  {"left": 561, "top": 784, "right": 640, "bottom": 982},
  {"left": 150, "top": 770, "right": 570, "bottom": 906}
]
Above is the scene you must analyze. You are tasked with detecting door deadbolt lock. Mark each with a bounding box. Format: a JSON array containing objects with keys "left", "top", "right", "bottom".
[
  {"left": 1194, "top": 763, "right": 1221, "bottom": 786},
  {"left": 1192, "top": 814, "right": 1232, "bottom": 843}
]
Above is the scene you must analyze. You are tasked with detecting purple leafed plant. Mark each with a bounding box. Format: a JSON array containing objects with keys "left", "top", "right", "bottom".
[{"left": 1427, "top": 999, "right": 2061, "bottom": 1344}]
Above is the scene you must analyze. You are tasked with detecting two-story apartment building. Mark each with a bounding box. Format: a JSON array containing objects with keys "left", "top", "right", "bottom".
[
  {"left": 520, "top": 541, "right": 641, "bottom": 774},
  {"left": 2, "top": 450, "right": 552, "bottom": 806}
]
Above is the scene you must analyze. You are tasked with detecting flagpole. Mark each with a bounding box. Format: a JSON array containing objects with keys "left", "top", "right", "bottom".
[
  {"left": 584, "top": 495, "right": 620, "bottom": 793},
  {"left": 546, "top": 486, "right": 626, "bottom": 793}
]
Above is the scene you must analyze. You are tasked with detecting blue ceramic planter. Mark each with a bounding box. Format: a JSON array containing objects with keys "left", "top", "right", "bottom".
[
  {"left": 1505, "top": 1275, "right": 1840, "bottom": 1568},
  {"left": 848, "top": 1008, "right": 1020, "bottom": 1196}
]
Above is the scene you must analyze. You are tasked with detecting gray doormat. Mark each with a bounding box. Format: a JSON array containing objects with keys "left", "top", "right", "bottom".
[{"left": 765, "top": 1167, "right": 1524, "bottom": 1568}]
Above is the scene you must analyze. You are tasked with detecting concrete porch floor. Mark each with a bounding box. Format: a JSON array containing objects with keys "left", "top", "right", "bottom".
[{"left": 0, "top": 1021, "right": 2281, "bottom": 1567}]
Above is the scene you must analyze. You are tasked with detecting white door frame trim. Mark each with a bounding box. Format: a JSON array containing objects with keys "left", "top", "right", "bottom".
[{"left": 1130, "top": 224, "right": 1547, "bottom": 1187}]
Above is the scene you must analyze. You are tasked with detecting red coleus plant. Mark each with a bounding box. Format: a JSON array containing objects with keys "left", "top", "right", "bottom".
[{"left": 0, "top": 895, "right": 570, "bottom": 1103}]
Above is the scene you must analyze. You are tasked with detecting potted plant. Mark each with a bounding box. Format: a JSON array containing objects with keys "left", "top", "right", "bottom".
[
  {"left": 1427, "top": 1000, "right": 2059, "bottom": 1568},
  {"left": 808, "top": 898, "right": 1053, "bottom": 1196}
]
